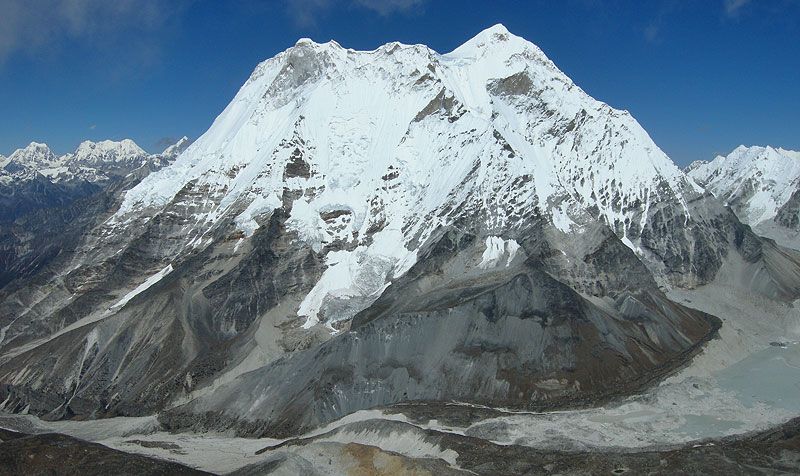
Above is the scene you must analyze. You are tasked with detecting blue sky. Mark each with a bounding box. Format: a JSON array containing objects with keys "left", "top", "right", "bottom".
[{"left": 0, "top": 0, "right": 798, "bottom": 166}]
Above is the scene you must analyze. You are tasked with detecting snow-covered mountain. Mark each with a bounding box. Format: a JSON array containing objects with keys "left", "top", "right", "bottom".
[
  {"left": 688, "top": 145, "right": 800, "bottom": 247},
  {"left": 120, "top": 26, "right": 697, "bottom": 239},
  {"left": 5, "top": 142, "right": 60, "bottom": 170},
  {"left": 0, "top": 26, "right": 798, "bottom": 437},
  {"left": 114, "top": 24, "right": 709, "bottom": 301}
]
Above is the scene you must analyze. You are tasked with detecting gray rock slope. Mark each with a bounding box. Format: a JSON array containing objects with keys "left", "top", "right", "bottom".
[{"left": 160, "top": 220, "right": 721, "bottom": 437}]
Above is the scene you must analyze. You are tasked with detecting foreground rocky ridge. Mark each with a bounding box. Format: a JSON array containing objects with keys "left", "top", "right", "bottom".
[
  {"left": 0, "top": 428, "right": 208, "bottom": 475},
  {"left": 2, "top": 411, "right": 799, "bottom": 475},
  {"left": 242, "top": 416, "right": 800, "bottom": 475},
  {"left": 0, "top": 278, "right": 797, "bottom": 474},
  {"left": 0, "top": 25, "right": 799, "bottom": 442}
]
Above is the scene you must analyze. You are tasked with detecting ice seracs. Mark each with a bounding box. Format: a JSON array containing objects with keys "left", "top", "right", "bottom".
[{"left": 478, "top": 236, "right": 520, "bottom": 269}]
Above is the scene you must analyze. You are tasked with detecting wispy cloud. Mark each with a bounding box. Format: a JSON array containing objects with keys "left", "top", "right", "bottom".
[
  {"left": 644, "top": 23, "right": 661, "bottom": 43},
  {"left": 89, "top": 124, "right": 97, "bottom": 130},
  {"left": 285, "top": 0, "right": 426, "bottom": 27},
  {"left": 724, "top": 0, "right": 751, "bottom": 17},
  {"left": 352, "top": 0, "right": 426, "bottom": 16},
  {"left": 642, "top": 0, "right": 681, "bottom": 44},
  {"left": 0, "top": 0, "right": 187, "bottom": 68}
]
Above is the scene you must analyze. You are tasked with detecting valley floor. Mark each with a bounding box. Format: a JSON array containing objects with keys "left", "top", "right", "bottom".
[{"left": 1, "top": 283, "right": 799, "bottom": 474}]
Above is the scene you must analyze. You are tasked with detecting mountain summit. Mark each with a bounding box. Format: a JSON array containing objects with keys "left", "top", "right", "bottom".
[
  {"left": 0, "top": 27, "right": 798, "bottom": 439},
  {"left": 115, "top": 23, "right": 704, "bottom": 310}
]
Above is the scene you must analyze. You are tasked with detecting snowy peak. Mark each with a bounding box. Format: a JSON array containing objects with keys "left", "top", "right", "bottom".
[
  {"left": 67, "top": 139, "right": 148, "bottom": 167},
  {"left": 688, "top": 145, "right": 800, "bottom": 226},
  {"left": 452, "top": 23, "right": 515, "bottom": 49},
  {"left": 161, "top": 136, "right": 192, "bottom": 160},
  {"left": 483, "top": 22, "right": 511, "bottom": 35},
  {"left": 2, "top": 136, "right": 187, "bottom": 185},
  {"left": 102, "top": 25, "right": 718, "bottom": 330},
  {"left": 6, "top": 142, "right": 60, "bottom": 169},
  {"left": 449, "top": 23, "right": 526, "bottom": 55}
]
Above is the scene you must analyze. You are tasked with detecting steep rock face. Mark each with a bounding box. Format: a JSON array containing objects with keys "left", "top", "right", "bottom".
[
  {"left": 688, "top": 145, "right": 800, "bottom": 248},
  {"left": 0, "top": 26, "right": 796, "bottom": 432},
  {"left": 162, "top": 223, "right": 718, "bottom": 437}
]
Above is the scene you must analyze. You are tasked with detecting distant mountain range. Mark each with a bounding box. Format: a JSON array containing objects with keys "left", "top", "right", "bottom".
[
  {"left": 0, "top": 137, "right": 191, "bottom": 288},
  {"left": 1, "top": 137, "right": 190, "bottom": 184}
]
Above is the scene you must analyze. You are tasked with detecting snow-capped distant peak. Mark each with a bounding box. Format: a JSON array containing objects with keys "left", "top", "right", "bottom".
[
  {"left": 688, "top": 145, "right": 800, "bottom": 226},
  {"left": 72, "top": 139, "right": 148, "bottom": 163},
  {"left": 8, "top": 142, "right": 60, "bottom": 167},
  {"left": 2, "top": 135, "right": 187, "bottom": 184}
]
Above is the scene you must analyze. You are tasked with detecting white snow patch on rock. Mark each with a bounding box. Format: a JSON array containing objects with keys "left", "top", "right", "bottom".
[
  {"left": 299, "top": 228, "right": 416, "bottom": 329},
  {"left": 234, "top": 193, "right": 281, "bottom": 236},
  {"left": 478, "top": 236, "right": 520, "bottom": 269},
  {"left": 551, "top": 205, "right": 577, "bottom": 233},
  {"left": 111, "top": 264, "right": 173, "bottom": 309}
]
